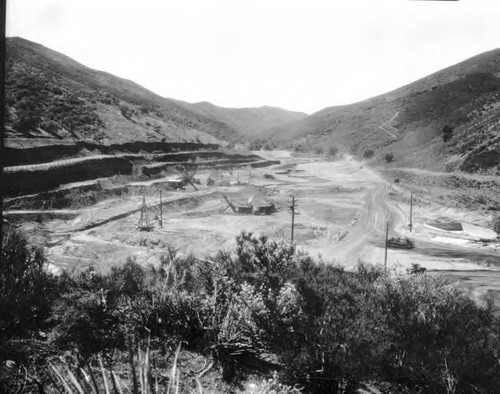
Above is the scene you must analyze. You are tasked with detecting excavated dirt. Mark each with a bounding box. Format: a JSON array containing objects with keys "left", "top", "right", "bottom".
[{"left": 8, "top": 150, "right": 500, "bottom": 303}]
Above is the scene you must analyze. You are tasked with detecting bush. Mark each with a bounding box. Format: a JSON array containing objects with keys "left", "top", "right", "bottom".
[
  {"left": 282, "top": 263, "right": 387, "bottom": 392},
  {"left": 0, "top": 230, "right": 59, "bottom": 363},
  {"left": 13, "top": 110, "right": 40, "bottom": 132},
  {"left": 120, "top": 103, "right": 133, "bottom": 119},
  {"left": 374, "top": 275, "right": 500, "bottom": 392},
  {"left": 39, "top": 120, "right": 59, "bottom": 134},
  {"left": 327, "top": 145, "right": 339, "bottom": 156},
  {"left": 249, "top": 140, "right": 263, "bottom": 150},
  {"left": 442, "top": 124, "right": 454, "bottom": 142},
  {"left": 3, "top": 230, "right": 500, "bottom": 393},
  {"left": 383, "top": 152, "right": 395, "bottom": 163},
  {"left": 363, "top": 149, "right": 375, "bottom": 159}
]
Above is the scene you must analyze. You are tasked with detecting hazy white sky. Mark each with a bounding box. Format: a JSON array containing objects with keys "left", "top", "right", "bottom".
[{"left": 6, "top": 0, "right": 500, "bottom": 113}]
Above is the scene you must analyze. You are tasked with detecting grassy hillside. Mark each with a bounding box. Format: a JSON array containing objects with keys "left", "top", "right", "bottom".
[
  {"left": 268, "top": 49, "right": 500, "bottom": 173},
  {"left": 4, "top": 37, "right": 242, "bottom": 147},
  {"left": 177, "top": 100, "right": 306, "bottom": 138}
]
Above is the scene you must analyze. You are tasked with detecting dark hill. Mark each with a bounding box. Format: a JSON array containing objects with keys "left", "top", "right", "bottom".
[
  {"left": 176, "top": 101, "right": 307, "bottom": 138},
  {"left": 268, "top": 49, "right": 500, "bottom": 173},
  {"left": 4, "top": 37, "right": 241, "bottom": 147}
]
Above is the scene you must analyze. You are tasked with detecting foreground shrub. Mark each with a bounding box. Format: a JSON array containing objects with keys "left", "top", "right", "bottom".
[
  {"left": 0, "top": 230, "right": 59, "bottom": 359},
  {"left": 2, "top": 231, "right": 500, "bottom": 393},
  {"left": 374, "top": 275, "right": 500, "bottom": 393},
  {"left": 282, "top": 263, "right": 387, "bottom": 392}
]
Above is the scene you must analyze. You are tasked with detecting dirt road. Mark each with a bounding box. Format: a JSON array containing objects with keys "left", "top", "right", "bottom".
[{"left": 17, "top": 150, "right": 498, "bottom": 300}]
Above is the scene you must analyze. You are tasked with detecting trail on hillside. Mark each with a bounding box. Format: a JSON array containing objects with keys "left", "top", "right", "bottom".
[{"left": 378, "top": 111, "right": 400, "bottom": 139}]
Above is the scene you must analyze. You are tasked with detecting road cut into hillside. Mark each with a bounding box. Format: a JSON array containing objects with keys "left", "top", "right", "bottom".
[{"left": 14, "top": 150, "right": 499, "bottom": 302}]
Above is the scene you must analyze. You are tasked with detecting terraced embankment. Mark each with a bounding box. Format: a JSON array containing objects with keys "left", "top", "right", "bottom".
[
  {"left": 3, "top": 140, "right": 221, "bottom": 166},
  {"left": 3, "top": 156, "right": 133, "bottom": 197},
  {"left": 3, "top": 148, "right": 277, "bottom": 209}
]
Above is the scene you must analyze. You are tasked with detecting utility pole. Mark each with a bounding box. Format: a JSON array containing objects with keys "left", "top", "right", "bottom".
[
  {"left": 384, "top": 221, "right": 389, "bottom": 271},
  {"left": 409, "top": 193, "right": 413, "bottom": 232},
  {"left": 159, "top": 190, "right": 163, "bottom": 228},
  {"left": 289, "top": 196, "right": 298, "bottom": 243}
]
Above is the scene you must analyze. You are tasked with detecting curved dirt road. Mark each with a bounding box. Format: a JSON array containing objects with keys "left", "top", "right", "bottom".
[{"left": 286, "top": 156, "right": 498, "bottom": 271}]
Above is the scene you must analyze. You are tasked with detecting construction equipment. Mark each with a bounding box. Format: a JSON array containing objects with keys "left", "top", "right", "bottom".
[
  {"left": 222, "top": 195, "right": 276, "bottom": 215},
  {"left": 136, "top": 196, "right": 154, "bottom": 231},
  {"left": 175, "top": 165, "right": 199, "bottom": 191},
  {"left": 252, "top": 202, "right": 277, "bottom": 215},
  {"left": 386, "top": 236, "right": 416, "bottom": 249}
]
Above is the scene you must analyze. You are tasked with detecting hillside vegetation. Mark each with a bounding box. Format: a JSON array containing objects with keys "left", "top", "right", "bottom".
[
  {"left": 268, "top": 49, "right": 500, "bottom": 174},
  {"left": 4, "top": 37, "right": 307, "bottom": 151},
  {"left": 4, "top": 37, "right": 241, "bottom": 147}
]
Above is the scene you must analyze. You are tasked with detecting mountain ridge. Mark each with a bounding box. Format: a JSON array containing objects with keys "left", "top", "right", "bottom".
[
  {"left": 267, "top": 48, "right": 500, "bottom": 173},
  {"left": 3, "top": 38, "right": 236, "bottom": 147},
  {"left": 174, "top": 99, "right": 307, "bottom": 138},
  {"left": 4, "top": 37, "right": 307, "bottom": 149}
]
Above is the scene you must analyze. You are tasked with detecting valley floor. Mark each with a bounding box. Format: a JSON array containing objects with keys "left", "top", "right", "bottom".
[{"left": 9, "top": 150, "right": 500, "bottom": 302}]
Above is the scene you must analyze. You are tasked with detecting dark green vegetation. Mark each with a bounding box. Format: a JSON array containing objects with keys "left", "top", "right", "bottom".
[
  {"left": 267, "top": 49, "right": 500, "bottom": 174},
  {"left": 2, "top": 230, "right": 500, "bottom": 393}
]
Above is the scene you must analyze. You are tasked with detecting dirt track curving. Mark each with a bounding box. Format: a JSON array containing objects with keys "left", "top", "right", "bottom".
[{"left": 11, "top": 150, "right": 499, "bottom": 301}]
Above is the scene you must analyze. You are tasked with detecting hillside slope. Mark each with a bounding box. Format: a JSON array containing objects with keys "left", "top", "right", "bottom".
[
  {"left": 4, "top": 37, "right": 241, "bottom": 148},
  {"left": 269, "top": 49, "right": 500, "bottom": 173},
  {"left": 177, "top": 100, "right": 306, "bottom": 138}
]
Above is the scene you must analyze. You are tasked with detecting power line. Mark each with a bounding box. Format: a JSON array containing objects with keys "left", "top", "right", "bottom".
[{"left": 289, "top": 196, "right": 299, "bottom": 243}]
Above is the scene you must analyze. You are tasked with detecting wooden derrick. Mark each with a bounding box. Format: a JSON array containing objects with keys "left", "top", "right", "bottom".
[{"left": 136, "top": 196, "right": 154, "bottom": 231}]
